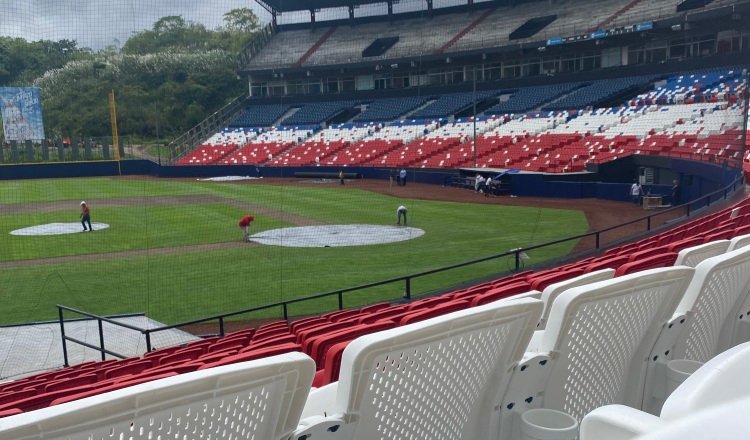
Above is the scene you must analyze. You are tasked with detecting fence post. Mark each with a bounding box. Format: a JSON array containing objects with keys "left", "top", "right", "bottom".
[
  {"left": 97, "top": 318, "right": 106, "bottom": 361},
  {"left": 58, "top": 307, "right": 69, "bottom": 367},
  {"left": 647, "top": 216, "right": 652, "bottom": 231},
  {"left": 282, "top": 303, "right": 288, "bottom": 320},
  {"left": 404, "top": 278, "right": 411, "bottom": 299},
  {"left": 145, "top": 331, "right": 152, "bottom": 353},
  {"left": 338, "top": 291, "right": 344, "bottom": 310},
  {"left": 595, "top": 232, "right": 600, "bottom": 249},
  {"left": 219, "top": 317, "right": 225, "bottom": 337},
  {"left": 515, "top": 250, "right": 521, "bottom": 272}
]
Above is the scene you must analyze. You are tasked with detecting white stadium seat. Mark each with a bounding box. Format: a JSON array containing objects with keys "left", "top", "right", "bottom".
[
  {"left": 0, "top": 353, "right": 315, "bottom": 440},
  {"left": 581, "top": 341, "right": 750, "bottom": 440},
  {"left": 294, "top": 297, "right": 543, "bottom": 440}
]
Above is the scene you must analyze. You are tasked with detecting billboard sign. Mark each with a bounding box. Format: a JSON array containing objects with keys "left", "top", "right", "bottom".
[{"left": 0, "top": 87, "right": 45, "bottom": 141}]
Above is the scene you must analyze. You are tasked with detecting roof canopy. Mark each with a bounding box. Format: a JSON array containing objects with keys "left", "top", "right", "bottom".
[{"left": 257, "top": 0, "right": 384, "bottom": 13}]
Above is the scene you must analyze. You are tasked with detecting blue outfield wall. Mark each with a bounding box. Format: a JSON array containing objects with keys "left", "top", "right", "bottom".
[{"left": 0, "top": 159, "right": 739, "bottom": 204}]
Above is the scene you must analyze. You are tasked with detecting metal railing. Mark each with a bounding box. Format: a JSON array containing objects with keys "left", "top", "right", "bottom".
[
  {"left": 238, "top": 23, "right": 275, "bottom": 67},
  {"left": 57, "top": 174, "right": 744, "bottom": 362},
  {"left": 167, "top": 95, "right": 248, "bottom": 164}
]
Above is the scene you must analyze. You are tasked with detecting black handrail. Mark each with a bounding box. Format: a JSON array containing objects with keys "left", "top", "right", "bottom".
[{"left": 57, "top": 174, "right": 744, "bottom": 360}]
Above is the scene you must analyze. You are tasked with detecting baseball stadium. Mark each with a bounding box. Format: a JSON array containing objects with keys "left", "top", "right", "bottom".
[{"left": 0, "top": 0, "right": 749, "bottom": 438}]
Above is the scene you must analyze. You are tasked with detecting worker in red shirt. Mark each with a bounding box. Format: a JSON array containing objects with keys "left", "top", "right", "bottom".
[
  {"left": 239, "top": 214, "right": 254, "bottom": 242},
  {"left": 80, "top": 201, "right": 92, "bottom": 231}
]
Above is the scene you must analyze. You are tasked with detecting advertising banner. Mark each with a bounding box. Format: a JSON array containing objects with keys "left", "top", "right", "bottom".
[{"left": 0, "top": 87, "right": 45, "bottom": 141}]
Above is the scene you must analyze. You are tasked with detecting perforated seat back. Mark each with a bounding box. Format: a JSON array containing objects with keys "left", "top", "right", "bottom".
[
  {"left": 674, "top": 240, "right": 730, "bottom": 267},
  {"left": 727, "top": 233, "right": 750, "bottom": 251},
  {"left": 0, "top": 353, "right": 315, "bottom": 440},
  {"left": 539, "top": 266, "right": 695, "bottom": 421},
  {"left": 672, "top": 246, "right": 750, "bottom": 362},
  {"left": 335, "top": 298, "right": 543, "bottom": 440},
  {"left": 538, "top": 268, "right": 616, "bottom": 329}
]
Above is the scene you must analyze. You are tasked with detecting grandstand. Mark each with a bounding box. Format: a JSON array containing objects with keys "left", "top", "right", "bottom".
[{"left": 2, "top": 0, "right": 750, "bottom": 437}]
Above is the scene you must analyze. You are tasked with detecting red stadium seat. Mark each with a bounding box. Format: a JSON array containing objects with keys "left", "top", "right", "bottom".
[
  {"left": 306, "top": 321, "right": 396, "bottom": 367},
  {"left": 469, "top": 282, "right": 533, "bottom": 307},
  {"left": 528, "top": 267, "right": 585, "bottom": 291},
  {"left": 397, "top": 300, "right": 469, "bottom": 326},
  {"left": 583, "top": 255, "right": 631, "bottom": 273},
  {"left": 197, "top": 343, "right": 302, "bottom": 370},
  {"left": 614, "top": 252, "right": 677, "bottom": 276}
]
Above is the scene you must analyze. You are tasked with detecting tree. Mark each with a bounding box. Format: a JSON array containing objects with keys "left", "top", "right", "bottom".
[
  {"left": 153, "top": 16, "right": 187, "bottom": 36},
  {"left": 223, "top": 8, "right": 259, "bottom": 34}
]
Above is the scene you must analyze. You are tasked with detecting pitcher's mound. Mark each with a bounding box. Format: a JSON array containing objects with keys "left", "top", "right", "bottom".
[
  {"left": 11, "top": 222, "right": 110, "bottom": 236},
  {"left": 250, "top": 224, "right": 424, "bottom": 248}
]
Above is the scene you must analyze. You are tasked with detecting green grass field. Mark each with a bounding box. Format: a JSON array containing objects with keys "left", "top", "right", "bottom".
[{"left": 0, "top": 177, "right": 589, "bottom": 326}]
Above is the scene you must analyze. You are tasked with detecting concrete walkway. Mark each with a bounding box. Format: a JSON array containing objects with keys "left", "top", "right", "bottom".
[{"left": 0, "top": 315, "right": 197, "bottom": 381}]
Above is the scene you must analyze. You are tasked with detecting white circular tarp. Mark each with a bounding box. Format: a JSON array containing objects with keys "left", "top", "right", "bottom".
[
  {"left": 10, "top": 222, "right": 110, "bottom": 236},
  {"left": 250, "top": 224, "right": 424, "bottom": 248}
]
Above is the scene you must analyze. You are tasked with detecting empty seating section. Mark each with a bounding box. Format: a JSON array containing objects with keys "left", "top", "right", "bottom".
[
  {"left": 403, "top": 116, "right": 501, "bottom": 168},
  {"left": 541, "top": 75, "right": 657, "bottom": 111},
  {"left": 269, "top": 123, "right": 376, "bottom": 166},
  {"left": 409, "top": 90, "right": 500, "bottom": 119},
  {"left": 228, "top": 104, "right": 290, "bottom": 127},
  {"left": 322, "top": 120, "right": 439, "bottom": 166},
  {"left": 178, "top": 66, "right": 745, "bottom": 169},
  {"left": 630, "top": 68, "right": 745, "bottom": 106},
  {"left": 353, "top": 96, "right": 428, "bottom": 121},
  {"left": 485, "top": 83, "right": 582, "bottom": 114},
  {"left": 219, "top": 126, "right": 316, "bottom": 165},
  {"left": 4, "top": 194, "right": 750, "bottom": 435},
  {"left": 280, "top": 101, "right": 355, "bottom": 126},
  {"left": 245, "top": 0, "right": 705, "bottom": 69}
]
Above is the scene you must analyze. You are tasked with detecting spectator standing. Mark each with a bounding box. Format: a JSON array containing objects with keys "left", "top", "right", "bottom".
[
  {"left": 80, "top": 201, "right": 92, "bottom": 231},
  {"left": 396, "top": 205, "right": 407, "bottom": 225},
  {"left": 630, "top": 180, "right": 643, "bottom": 205},
  {"left": 672, "top": 180, "right": 681, "bottom": 205},
  {"left": 339, "top": 170, "right": 345, "bottom": 185},
  {"left": 399, "top": 168, "right": 407, "bottom": 186},
  {"left": 239, "top": 214, "right": 254, "bottom": 242}
]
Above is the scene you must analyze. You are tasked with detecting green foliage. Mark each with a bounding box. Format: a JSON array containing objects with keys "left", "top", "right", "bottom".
[{"left": 1, "top": 9, "right": 261, "bottom": 141}]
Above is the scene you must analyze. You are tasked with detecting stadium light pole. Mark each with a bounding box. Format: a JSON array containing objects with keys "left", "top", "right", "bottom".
[{"left": 472, "top": 66, "right": 477, "bottom": 168}]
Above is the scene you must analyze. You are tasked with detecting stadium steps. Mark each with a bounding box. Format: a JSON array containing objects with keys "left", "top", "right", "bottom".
[
  {"left": 533, "top": 84, "right": 591, "bottom": 111},
  {"left": 273, "top": 107, "right": 302, "bottom": 126},
  {"left": 401, "top": 99, "right": 437, "bottom": 119},
  {"left": 588, "top": 0, "right": 645, "bottom": 31},
  {"left": 435, "top": 7, "right": 497, "bottom": 54},
  {"left": 295, "top": 26, "right": 338, "bottom": 67}
]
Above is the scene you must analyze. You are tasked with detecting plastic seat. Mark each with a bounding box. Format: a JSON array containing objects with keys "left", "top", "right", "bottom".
[
  {"left": 642, "top": 245, "right": 750, "bottom": 413},
  {"left": 500, "top": 266, "right": 694, "bottom": 436},
  {"left": 674, "top": 240, "right": 730, "bottom": 267},
  {"left": 581, "top": 342, "right": 750, "bottom": 440},
  {"left": 199, "top": 343, "right": 303, "bottom": 370},
  {"left": 614, "top": 252, "right": 677, "bottom": 276},
  {"left": 0, "top": 354, "right": 314, "bottom": 440},
  {"left": 295, "top": 297, "right": 542, "bottom": 440},
  {"left": 536, "top": 268, "right": 616, "bottom": 329},
  {"left": 470, "top": 281, "right": 532, "bottom": 306}
]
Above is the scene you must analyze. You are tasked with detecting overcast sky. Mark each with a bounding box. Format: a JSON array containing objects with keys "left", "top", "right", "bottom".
[{"left": 0, "top": 0, "right": 271, "bottom": 50}]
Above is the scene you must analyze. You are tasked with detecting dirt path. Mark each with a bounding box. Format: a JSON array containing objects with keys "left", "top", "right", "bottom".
[
  {"left": 0, "top": 194, "right": 325, "bottom": 227},
  {"left": 0, "top": 241, "right": 257, "bottom": 269}
]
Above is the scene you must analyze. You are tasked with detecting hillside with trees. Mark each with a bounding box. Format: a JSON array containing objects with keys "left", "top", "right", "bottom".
[{"left": 0, "top": 8, "right": 259, "bottom": 142}]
